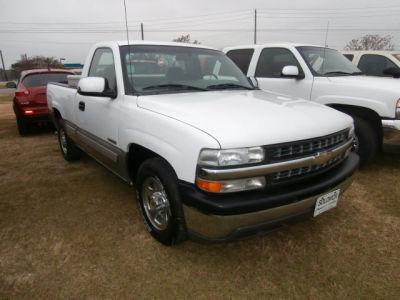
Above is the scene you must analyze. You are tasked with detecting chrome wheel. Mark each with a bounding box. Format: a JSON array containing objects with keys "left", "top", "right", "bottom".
[
  {"left": 141, "top": 176, "right": 171, "bottom": 231},
  {"left": 59, "top": 128, "right": 68, "bottom": 155}
]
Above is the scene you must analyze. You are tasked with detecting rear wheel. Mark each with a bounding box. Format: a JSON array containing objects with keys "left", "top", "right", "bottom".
[
  {"left": 57, "top": 121, "right": 82, "bottom": 161},
  {"left": 136, "top": 158, "right": 186, "bottom": 245},
  {"left": 16, "top": 117, "right": 29, "bottom": 135},
  {"left": 353, "top": 116, "right": 378, "bottom": 166}
]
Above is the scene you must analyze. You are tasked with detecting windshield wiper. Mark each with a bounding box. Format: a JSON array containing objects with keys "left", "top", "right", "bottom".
[
  {"left": 142, "top": 84, "right": 208, "bottom": 91},
  {"left": 206, "top": 83, "right": 253, "bottom": 90},
  {"left": 323, "top": 71, "right": 363, "bottom": 76}
]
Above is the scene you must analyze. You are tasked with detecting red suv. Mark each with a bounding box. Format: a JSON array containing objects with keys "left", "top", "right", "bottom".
[{"left": 13, "top": 69, "right": 73, "bottom": 135}]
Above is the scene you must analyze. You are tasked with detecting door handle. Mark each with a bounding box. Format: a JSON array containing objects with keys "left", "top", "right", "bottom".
[{"left": 78, "top": 101, "right": 85, "bottom": 111}]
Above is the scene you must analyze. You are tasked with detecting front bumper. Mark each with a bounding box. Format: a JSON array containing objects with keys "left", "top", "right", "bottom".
[
  {"left": 180, "top": 153, "right": 359, "bottom": 243},
  {"left": 382, "top": 119, "right": 400, "bottom": 141}
]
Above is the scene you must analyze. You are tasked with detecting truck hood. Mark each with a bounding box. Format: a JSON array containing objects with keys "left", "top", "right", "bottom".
[{"left": 137, "top": 90, "right": 353, "bottom": 148}]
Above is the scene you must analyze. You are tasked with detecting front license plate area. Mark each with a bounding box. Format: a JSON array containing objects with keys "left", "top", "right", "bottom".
[{"left": 313, "top": 189, "right": 340, "bottom": 217}]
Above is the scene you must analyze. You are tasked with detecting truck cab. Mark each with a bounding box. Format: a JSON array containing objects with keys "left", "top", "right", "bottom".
[
  {"left": 224, "top": 44, "right": 400, "bottom": 165},
  {"left": 342, "top": 50, "right": 400, "bottom": 78}
]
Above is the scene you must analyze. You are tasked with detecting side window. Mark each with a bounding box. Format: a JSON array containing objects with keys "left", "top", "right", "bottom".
[
  {"left": 226, "top": 49, "right": 254, "bottom": 74},
  {"left": 343, "top": 54, "right": 354, "bottom": 62},
  {"left": 255, "top": 48, "right": 301, "bottom": 78},
  {"left": 358, "top": 54, "right": 398, "bottom": 76},
  {"left": 89, "top": 48, "right": 117, "bottom": 91}
]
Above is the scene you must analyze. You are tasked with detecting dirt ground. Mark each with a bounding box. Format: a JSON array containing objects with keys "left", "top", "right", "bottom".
[{"left": 1, "top": 94, "right": 399, "bottom": 299}]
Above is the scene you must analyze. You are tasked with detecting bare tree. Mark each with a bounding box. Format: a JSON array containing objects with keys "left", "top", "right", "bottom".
[
  {"left": 172, "top": 34, "right": 200, "bottom": 44},
  {"left": 344, "top": 34, "right": 395, "bottom": 51},
  {"left": 11, "top": 55, "right": 63, "bottom": 73}
]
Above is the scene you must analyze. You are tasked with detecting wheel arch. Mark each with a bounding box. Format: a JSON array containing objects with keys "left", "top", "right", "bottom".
[
  {"left": 327, "top": 103, "right": 383, "bottom": 145},
  {"left": 126, "top": 143, "right": 177, "bottom": 183}
]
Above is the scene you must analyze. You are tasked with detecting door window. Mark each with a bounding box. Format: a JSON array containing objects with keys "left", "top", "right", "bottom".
[
  {"left": 89, "top": 48, "right": 117, "bottom": 90},
  {"left": 358, "top": 54, "right": 398, "bottom": 76},
  {"left": 226, "top": 49, "right": 255, "bottom": 74},
  {"left": 255, "top": 48, "right": 301, "bottom": 78}
]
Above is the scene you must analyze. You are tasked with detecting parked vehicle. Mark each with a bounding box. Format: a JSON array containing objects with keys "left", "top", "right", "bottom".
[
  {"left": 342, "top": 51, "right": 400, "bottom": 78},
  {"left": 47, "top": 41, "right": 358, "bottom": 245},
  {"left": 13, "top": 69, "right": 73, "bottom": 135},
  {"left": 224, "top": 44, "right": 400, "bottom": 165}
]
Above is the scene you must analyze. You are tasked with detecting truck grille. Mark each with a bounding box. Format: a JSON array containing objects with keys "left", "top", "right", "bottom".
[
  {"left": 271, "top": 153, "right": 344, "bottom": 183},
  {"left": 265, "top": 130, "right": 349, "bottom": 163},
  {"left": 265, "top": 130, "right": 350, "bottom": 184}
]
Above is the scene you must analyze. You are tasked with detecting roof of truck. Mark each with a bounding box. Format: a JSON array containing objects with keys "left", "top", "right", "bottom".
[
  {"left": 113, "top": 40, "right": 217, "bottom": 50},
  {"left": 341, "top": 50, "right": 400, "bottom": 54},
  {"left": 223, "top": 43, "right": 326, "bottom": 51}
]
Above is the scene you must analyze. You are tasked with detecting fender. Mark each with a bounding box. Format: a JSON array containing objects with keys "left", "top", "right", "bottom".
[
  {"left": 315, "top": 95, "right": 390, "bottom": 118},
  {"left": 118, "top": 109, "right": 220, "bottom": 183}
]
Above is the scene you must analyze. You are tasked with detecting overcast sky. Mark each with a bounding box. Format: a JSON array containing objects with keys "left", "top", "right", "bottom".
[{"left": 1, "top": 0, "right": 399, "bottom": 68}]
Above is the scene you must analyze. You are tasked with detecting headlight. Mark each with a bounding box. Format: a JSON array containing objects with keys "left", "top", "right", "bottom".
[
  {"left": 396, "top": 99, "right": 400, "bottom": 119},
  {"left": 198, "top": 147, "right": 264, "bottom": 167}
]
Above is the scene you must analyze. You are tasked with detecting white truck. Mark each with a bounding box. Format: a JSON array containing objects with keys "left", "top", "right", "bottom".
[
  {"left": 47, "top": 41, "right": 358, "bottom": 245},
  {"left": 342, "top": 50, "right": 400, "bottom": 78},
  {"left": 224, "top": 44, "right": 400, "bottom": 165}
]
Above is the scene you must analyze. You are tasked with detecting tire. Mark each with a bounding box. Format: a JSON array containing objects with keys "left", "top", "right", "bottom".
[
  {"left": 16, "top": 117, "right": 29, "bottom": 135},
  {"left": 136, "top": 157, "right": 187, "bottom": 246},
  {"left": 353, "top": 116, "right": 378, "bottom": 166},
  {"left": 57, "top": 120, "right": 82, "bottom": 161}
]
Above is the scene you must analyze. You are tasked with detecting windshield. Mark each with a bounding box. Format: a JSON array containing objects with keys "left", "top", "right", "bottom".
[
  {"left": 296, "top": 46, "right": 361, "bottom": 76},
  {"left": 120, "top": 45, "right": 253, "bottom": 94},
  {"left": 22, "top": 72, "right": 70, "bottom": 88}
]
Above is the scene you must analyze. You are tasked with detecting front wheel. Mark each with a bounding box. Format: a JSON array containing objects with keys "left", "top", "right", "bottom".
[
  {"left": 136, "top": 158, "right": 186, "bottom": 245},
  {"left": 353, "top": 117, "right": 378, "bottom": 166}
]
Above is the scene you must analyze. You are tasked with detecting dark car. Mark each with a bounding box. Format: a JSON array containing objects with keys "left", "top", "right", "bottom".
[{"left": 13, "top": 69, "right": 73, "bottom": 135}]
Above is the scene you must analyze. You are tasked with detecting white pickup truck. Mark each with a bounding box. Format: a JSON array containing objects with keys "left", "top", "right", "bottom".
[
  {"left": 47, "top": 41, "right": 358, "bottom": 245},
  {"left": 224, "top": 44, "right": 400, "bottom": 165}
]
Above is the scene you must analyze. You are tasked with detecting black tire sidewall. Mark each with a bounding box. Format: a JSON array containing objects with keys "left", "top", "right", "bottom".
[
  {"left": 354, "top": 116, "right": 378, "bottom": 166},
  {"left": 16, "top": 117, "right": 29, "bottom": 135},
  {"left": 136, "top": 158, "right": 186, "bottom": 245}
]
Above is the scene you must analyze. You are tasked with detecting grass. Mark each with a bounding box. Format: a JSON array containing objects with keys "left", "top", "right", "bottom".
[{"left": 0, "top": 99, "right": 399, "bottom": 299}]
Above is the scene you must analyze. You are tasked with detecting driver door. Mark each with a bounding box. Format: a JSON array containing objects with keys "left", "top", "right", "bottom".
[
  {"left": 255, "top": 47, "right": 313, "bottom": 100},
  {"left": 74, "top": 47, "right": 121, "bottom": 170}
]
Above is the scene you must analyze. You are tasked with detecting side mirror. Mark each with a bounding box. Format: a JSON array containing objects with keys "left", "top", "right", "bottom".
[
  {"left": 78, "top": 77, "right": 117, "bottom": 98},
  {"left": 383, "top": 67, "right": 400, "bottom": 79},
  {"left": 281, "top": 65, "right": 304, "bottom": 79},
  {"left": 6, "top": 81, "right": 16, "bottom": 89},
  {"left": 247, "top": 76, "right": 259, "bottom": 88}
]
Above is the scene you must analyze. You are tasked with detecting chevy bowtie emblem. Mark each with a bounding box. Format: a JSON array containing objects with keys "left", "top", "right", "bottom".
[{"left": 314, "top": 151, "right": 331, "bottom": 164}]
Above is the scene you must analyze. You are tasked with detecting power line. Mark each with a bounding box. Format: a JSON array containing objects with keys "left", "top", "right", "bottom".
[{"left": 1, "top": 28, "right": 399, "bottom": 34}]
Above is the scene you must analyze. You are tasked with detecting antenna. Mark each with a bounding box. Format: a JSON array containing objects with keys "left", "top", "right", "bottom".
[
  {"left": 122, "top": 0, "right": 134, "bottom": 90},
  {"left": 321, "top": 20, "right": 330, "bottom": 75}
]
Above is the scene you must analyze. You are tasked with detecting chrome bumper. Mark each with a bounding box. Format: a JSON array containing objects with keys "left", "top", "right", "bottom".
[
  {"left": 382, "top": 119, "right": 400, "bottom": 140},
  {"left": 183, "top": 175, "right": 354, "bottom": 242}
]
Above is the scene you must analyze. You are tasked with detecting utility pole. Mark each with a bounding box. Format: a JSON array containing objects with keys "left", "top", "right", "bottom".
[
  {"left": 324, "top": 20, "right": 330, "bottom": 47},
  {"left": 254, "top": 9, "right": 257, "bottom": 44},
  {"left": 0, "top": 50, "right": 8, "bottom": 81},
  {"left": 141, "top": 23, "right": 144, "bottom": 40}
]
